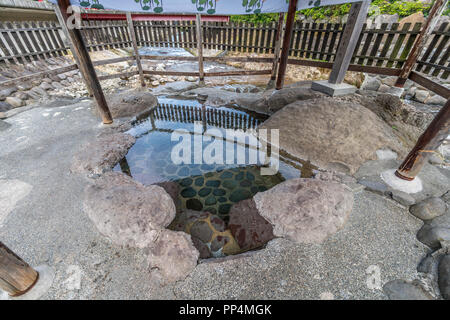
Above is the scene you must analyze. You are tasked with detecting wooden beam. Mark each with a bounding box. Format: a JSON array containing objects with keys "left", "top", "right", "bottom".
[
  {"left": 396, "top": 98, "right": 450, "bottom": 180},
  {"left": 395, "top": 0, "right": 448, "bottom": 87},
  {"left": 267, "top": 13, "right": 285, "bottom": 89},
  {"left": 196, "top": 14, "right": 205, "bottom": 85},
  {"left": 276, "top": 0, "right": 298, "bottom": 90},
  {"left": 56, "top": 0, "right": 112, "bottom": 124},
  {"left": 328, "top": 1, "right": 370, "bottom": 84},
  {"left": 54, "top": 4, "right": 93, "bottom": 96},
  {"left": 126, "top": 12, "right": 145, "bottom": 87},
  {"left": 0, "top": 242, "right": 39, "bottom": 297}
]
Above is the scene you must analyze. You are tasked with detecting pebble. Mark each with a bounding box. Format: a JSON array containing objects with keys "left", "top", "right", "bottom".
[
  {"left": 5, "top": 96, "right": 23, "bottom": 108},
  {"left": 410, "top": 197, "right": 446, "bottom": 221}
]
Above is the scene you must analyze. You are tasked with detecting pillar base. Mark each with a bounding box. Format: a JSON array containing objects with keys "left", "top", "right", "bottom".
[
  {"left": 380, "top": 169, "right": 423, "bottom": 194},
  {"left": 311, "top": 80, "right": 356, "bottom": 96}
]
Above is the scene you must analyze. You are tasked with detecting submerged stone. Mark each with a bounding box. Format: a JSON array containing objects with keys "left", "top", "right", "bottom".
[
  {"left": 206, "top": 180, "right": 221, "bottom": 187},
  {"left": 205, "top": 196, "right": 217, "bottom": 206},
  {"left": 194, "top": 177, "right": 204, "bottom": 187},
  {"left": 181, "top": 187, "right": 196, "bottom": 198},
  {"left": 230, "top": 189, "right": 252, "bottom": 203},
  {"left": 213, "top": 188, "right": 226, "bottom": 196},
  {"left": 180, "top": 178, "right": 193, "bottom": 187},
  {"left": 220, "top": 171, "right": 233, "bottom": 179},
  {"left": 186, "top": 199, "right": 203, "bottom": 210}
]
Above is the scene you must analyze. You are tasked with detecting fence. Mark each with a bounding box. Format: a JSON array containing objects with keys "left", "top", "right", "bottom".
[{"left": 0, "top": 16, "right": 449, "bottom": 95}]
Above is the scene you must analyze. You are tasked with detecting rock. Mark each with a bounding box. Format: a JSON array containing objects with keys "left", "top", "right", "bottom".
[
  {"left": 410, "top": 197, "right": 446, "bottom": 221},
  {"left": 151, "top": 80, "right": 160, "bottom": 86},
  {"left": 186, "top": 76, "right": 197, "bottom": 82},
  {"left": 228, "top": 198, "right": 275, "bottom": 251},
  {"left": 254, "top": 178, "right": 353, "bottom": 243},
  {"left": 259, "top": 97, "right": 406, "bottom": 174},
  {"left": 17, "top": 82, "right": 33, "bottom": 91},
  {"left": 377, "top": 84, "right": 391, "bottom": 93},
  {"left": 0, "top": 119, "right": 11, "bottom": 131},
  {"left": 266, "top": 87, "right": 324, "bottom": 112},
  {"left": 417, "top": 255, "right": 436, "bottom": 274},
  {"left": 5, "top": 96, "right": 23, "bottom": 108},
  {"left": 399, "top": 12, "right": 426, "bottom": 30},
  {"left": 361, "top": 76, "right": 381, "bottom": 91},
  {"left": 147, "top": 229, "right": 199, "bottom": 283},
  {"left": 438, "top": 254, "right": 450, "bottom": 300},
  {"left": 0, "top": 101, "right": 11, "bottom": 112},
  {"left": 373, "top": 14, "right": 399, "bottom": 26},
  {"left": 51, "top": 81, "right": 64, "bottom": 89},
  {"left": 99, "top": 90, "right": 158, "bottom": 118},
  {"left": 83, "top": 172, "right": 176, "bottom": 248},
  {"left": 392, "top": 190, "right": 416, "bottom": 206},
  {"left": 417, "top": 225, "right": 450, "bottom": 249},
  {"left": 376, "top": 148, "right": 397, "bottom": 160},
  {"left": 155, "top": 181, "right": 181, "bottom": 212},
  {"left": 40, "top": 82, "right": 53, "bottom": 91},
  {"left": 414, "top": 89, "right": 429, "bottom": 103},
  {"left": 357, "top": 178, "right": 390, "bottom": 196},
  {"left": 0, "top": 87, "right": 17, "bottom": 100},
  {"left": 383, "top": 279, "right": 433, "bottom": 300},
  {"left": 427, "top": 95, "right": 447, "bottom": 106},
  {"left": 0, "top": 112, "right": 6, "bottom": 120},
  {"left": 71, "top": 133, "right": 136, "bottom": 175}
]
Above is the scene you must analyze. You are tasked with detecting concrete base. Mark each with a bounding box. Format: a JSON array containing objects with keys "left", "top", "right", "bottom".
[
  {"left": 311, "top": 80, "right": 356, "bottom": 96},
  {"left": 380, "top": 169, "right": 423, "bottom": 194}
]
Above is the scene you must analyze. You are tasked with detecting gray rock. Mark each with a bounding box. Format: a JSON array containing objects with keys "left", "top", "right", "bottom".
[
  {"left": 362, "top": 77, "right": 381, "bottom": 91},
  {"left": 392, "top": 190, "right": 416, "bottom": 206},
  {"left": 71, "top": 132, "right": 136, "bottom": 175},
  {"left": 0, "top": 87, "right": 17, "bottom": 100},
  {"left": 259, "top": 98, "right": 406, "bottom": 174},
  {"left": 410, "top": 197, "right": 447, "bottom": 221},
  {"left": 414, "top": 89, "right": 429, "bottom": 103},
  {"left": 147, "top": 229, "right": 199, "bottom": 283},
  {"left": 383, "top": 279, "right": 433, "bottom": 300},
  {"left": 0, "top": 101, "right": 11, "bottom": 112},
  {"left": 417, "top": 255, "right": 436, "bottom": 274},
  {"left": 427, "top": 95, "right": 447, "bottom": 106},
  {"left": 357, "top": 178, "right": 390, "bottom": 196},
  {"left": 417, "top": 225, "right": 450, "bottom": 249},
  {"left": 266, "top": 87, "right": 324, "bottom": 112},
  {"left": 17, "top": 82, "right": 33, "bottom": 91},
  {"left": 83, "top": 171, "right": 176, "bottom": 248},
  {"left": 5, "top": 96, "right": 23, "bottom": 108},
  {"left": 254, "top": 178, "right": 353, "bottom": 243},
  {"left": 0, "top": 119, "right": 11, "bottom": 131},
  {"left": 98, "top": 90, "right": 158, "bottom": 118},
  {"left": 438, "top": 254, "right": 450, "bottom": 300},
  {"left": 40, "top": 82, "right": 53, "bottom": 91}
]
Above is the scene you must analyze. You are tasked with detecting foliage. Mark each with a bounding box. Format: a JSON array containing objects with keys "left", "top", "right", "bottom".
[{"left": 231, "top": 0, "right": 443, "bottom": 24}]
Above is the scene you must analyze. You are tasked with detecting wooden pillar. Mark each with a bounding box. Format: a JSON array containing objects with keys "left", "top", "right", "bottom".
[
  {"left": 54, "top": 4, "right": 93, "bottom": 97},
  {"left": 396, "top": 98, "right": 450, "bottom": 180},
  {"left": 267, "top": 13, "right": 285, "bottom": 89},
  {"left": 196, "top": 14, "right": 205, "bottom": 85},
  {"left": 0, "top": 242, "right": 39, "bottom": 297},
  {"left": 328, "top": 0, "right": 370, "bottom": 84},
  {"left": 126, "top": 12, "right": 145, "bottom": 87},
  {"left": 276, "top": 0, "right": 297, "bottom": 90},
  {"left": 395, "top": 0, "right": 448, "bottom": 87},
  {"left": 57, "top": 0, "right": 113, "bottom": 124}
]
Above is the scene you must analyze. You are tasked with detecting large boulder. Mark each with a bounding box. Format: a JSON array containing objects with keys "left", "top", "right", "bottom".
[
  {"left": 228, "top": 198, "right": 275, "bottom": 251},
  {"left": 266, "top": 87, "right": 324, "bottom": 113},
  {"left": 259, "top": 97, "right": 406, "bottom": 174},
  {"left": 71, "top": 133, "right": 135, "bottom": 175},
  {"left": 95, "top": 90, "right": 158, "bottom": 118},
  {"left": 83, "top": 172, "right": 176, "bottom": 248},
  {"left": 383, "top": 279, "right": 433, "bottom": 300},
  {"left": 147, "top": 229, "right": 199, "bottom": 283},
  {"left": 253, "top": 178, "right": 353, "bottom": 243},
  {"left": 410, "top": 197, "right": 447, "bottom": 221}
]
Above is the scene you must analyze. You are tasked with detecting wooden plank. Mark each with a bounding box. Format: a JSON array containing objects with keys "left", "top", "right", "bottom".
[
  {"left": 57, "top": 0, "right": 112, "bottom": 124},
  {"left": 196, "top": 14, "right": 204, "bottom": 85},
  {"left": 386, "top": 23, "right": 411, "bottom": 68},
  {"left": 396, "top": 0, "right": 448, "bottom": 86},
  {"left": 395, "top": 22, "right": 422, "bottom": 69},
  {"left": 376, "top": 23, "right": 398, "bottom": 67},
  {"left": 408, "top": 71, "right": 450, "bottom": 98},
  {"left": 276, "top": 0, "right": 298, "bottom": 89},
  {"left": 329, "top": 1, "right": 370, "bottom": 84},
  {"left": 416, "top": 22, "right": 448, "bottom": 72},
  {"left": 300, "top": 22, "right": 309, "bottom": 58},
  {"left": 426, "top": 25, "right": 450, "bottom": 75},
  {"left": 0, "top": 242, "right": 39, "bottom": 297},
  {"left": 318, "top": 23, "right": 332, "bottom": 61},
  {"left": 126, "top": 12, "right": 145, "bottom": 87}
]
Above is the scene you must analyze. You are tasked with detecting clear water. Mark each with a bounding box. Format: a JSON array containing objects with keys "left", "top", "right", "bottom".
[{"left": 114, "top": 97, "right": 316, "bottom": 221}]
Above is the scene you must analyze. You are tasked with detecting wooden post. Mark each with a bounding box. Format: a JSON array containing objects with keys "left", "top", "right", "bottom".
[
  {"left": 54, "top": 4, "right": 93, "bottom": 97},
  {"left": 276, "top": 0, "right": 297, "bottom": 90},
  {"left": 267, "top": 13, "right": 285, "bottom": 89},
  {"left": 57, "top": 0, "right": 113, "bottom": 124},
  {"left": 328, "top": 0, "right": 370, "bottom": 84},
  {"left": 196, "top": 14, "right": 205, "bottom": 86},
  {"left": 395, "top": 0, "right": 448, "bottom": 87},
  {"left": 0, "top": 242, "right": 39, "bottom": 297},
  {"left": 396, "top": 99, "right": 450, "bottom": 180},
  {"left": 126, "top": 12, "right": 145, "bottom": 87}
]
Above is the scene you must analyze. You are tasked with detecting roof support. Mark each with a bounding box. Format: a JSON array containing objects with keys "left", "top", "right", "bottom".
[
  {"left": 276, "top": 0, "right": 298, "bottom": 90},
  {"left": 126, "top": 12, "right": 146, "bottom": 87},
  {"left": 395, "top": 0, "right": 448, "bottom": 87},
  {"left": 0, "top": 242, "right": 39, "bottom": 297},
  {"left": 196, "top": 14, "right": 205, "bottom": 86},
  {"left": 267, "top": 13, "right": 285, "bottom": 89},
  {"left": 56, "top": 0, "right": 113, "bottom": 124},
  {"left": 328, "top": 0, "right": 370, "bottom": 84},
  {"left": 396, "top": 98, "right": 450, "bottom": 180}
]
